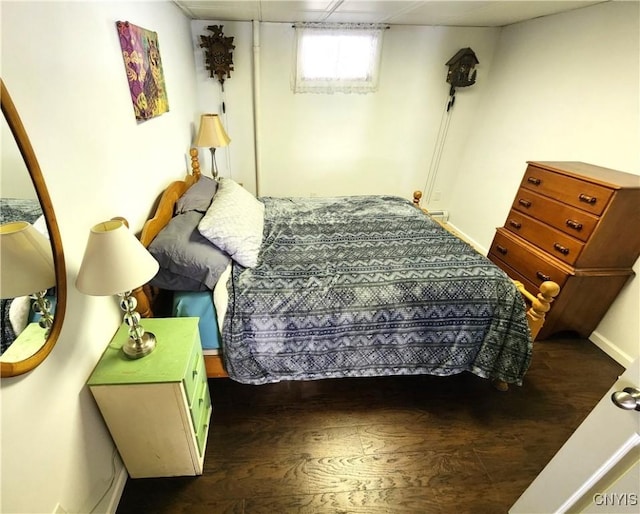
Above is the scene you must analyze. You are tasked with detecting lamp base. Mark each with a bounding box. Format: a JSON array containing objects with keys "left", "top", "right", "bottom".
[
  {"left": 122, "top": 331, "right": 156, "bottom": 359},
  {"left": 210, "top": 147, "right": 219, "bottom": 180}
]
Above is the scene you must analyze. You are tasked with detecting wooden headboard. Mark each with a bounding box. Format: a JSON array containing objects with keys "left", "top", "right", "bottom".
[{"left": 139, "top": 149, "right": 202, "bottom": 248}]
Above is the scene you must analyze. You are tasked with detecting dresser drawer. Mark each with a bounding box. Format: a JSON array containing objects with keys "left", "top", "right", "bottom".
[
  {"left": 488, "top": 254, "right": 540, "bottom": 302},
  {"left": 504, "top": 210, "right": 585, "bottom": 266},
  {"left": 511, "top": 188, "right": 599, "bottom": 242},
  {"left": 489, "top": 229, "right": 571, "bottom": 288},
  {"left": 521, "top": 165, "right": 613, "bottom": 216}
]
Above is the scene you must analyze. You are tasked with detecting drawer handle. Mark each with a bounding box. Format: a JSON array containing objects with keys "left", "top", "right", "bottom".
[
  {"left": 566, "top": 219, "right": 583, "bottom": 231},
  {"left": 579, "top": 193, "right": 597, "bottom": 205},
  {"left": 527, "top": 177, "right": 541, "bottom": 186},
  {"left": 518, "top": 199, "right": 532, "bottom": 208},
  {"left": 192, "top": 369, "right": 198, "bottom": 379},
  {"left": 536, "top": 271, "right": 551, "bottom": 282},
  {"left": 496, "top": 245, "right": 508, "bottom": 255},
  {"left": 553, "top": 243, "right": 570, "bottom": 255},
  {"left": 508, "top": 220, "right": 521, "bottom": 230}
]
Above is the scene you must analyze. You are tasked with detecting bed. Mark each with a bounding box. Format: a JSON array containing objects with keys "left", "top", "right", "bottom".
[{"left": 134, "top": 150, "right": 559, "bottom": 390}]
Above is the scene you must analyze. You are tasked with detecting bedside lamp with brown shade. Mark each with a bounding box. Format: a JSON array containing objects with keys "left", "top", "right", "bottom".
[
  {"left": 0, "top": 221, "right": 56, "bottom": 336},
  {"left": 76, "top": 219, "right": 159, "bottom": 359},
  {"left": 194, "top": 113, "right": 230, "bottom": 180}
]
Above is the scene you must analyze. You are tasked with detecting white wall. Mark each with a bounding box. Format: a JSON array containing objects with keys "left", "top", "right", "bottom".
[
  {"left": 191, "top": 20, "right": 500, "bottom": 199},
  {"left": 0, "top": 1, "right": 197, "bottom": 512},
  {"left": 258, "top": 23, "right": 501, "bottom": 200},
  {"left": 448, "top": 1, "right": 640, "bottom": 364},
  {"left": 1, "top": 120, "right": 35, "bottom": 198}
]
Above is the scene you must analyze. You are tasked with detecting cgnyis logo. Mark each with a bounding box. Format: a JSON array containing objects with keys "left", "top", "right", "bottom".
[{"left": 593, "top": 493, "right": 638, "bottom": 507}]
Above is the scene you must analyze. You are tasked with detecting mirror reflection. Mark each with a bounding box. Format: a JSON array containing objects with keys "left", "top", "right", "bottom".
[
  {"left": 0, "top": 110, "right": 56, "bottom": 361},
  {"left": 0, "top": 79, "right": 66, "bottom": 375}
]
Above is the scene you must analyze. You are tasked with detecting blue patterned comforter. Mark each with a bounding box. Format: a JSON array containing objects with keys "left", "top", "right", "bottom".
[{"left": 222, "top": 196, "right": 532, "bottom": 385}]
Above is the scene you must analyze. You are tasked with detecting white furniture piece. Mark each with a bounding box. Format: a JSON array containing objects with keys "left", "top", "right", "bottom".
[{"left": 88, "top": 317, "right": 211, "bottom": 478}]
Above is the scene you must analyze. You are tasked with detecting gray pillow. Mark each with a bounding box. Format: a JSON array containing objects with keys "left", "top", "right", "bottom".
[
  {"left": 150, "top": 268, "right": 209, "bottom": 292},
  {"left": 148, "top": 211, "right": 230, "bottom": 291},
  {"left": 175, "top": 175, "right": 218, "bottom": 214}
]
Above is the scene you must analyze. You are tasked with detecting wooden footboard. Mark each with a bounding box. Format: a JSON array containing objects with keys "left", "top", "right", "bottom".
[{"left": 514, "top": 280, "right": 560, "bottom": 340}]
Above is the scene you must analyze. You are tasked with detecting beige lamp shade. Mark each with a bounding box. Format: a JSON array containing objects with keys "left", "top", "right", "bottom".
[
  {"left": 76, "top": 219, "right": 159, "bottom": 296},
  {"left": 194, "top": 114, "right": 230, "bottom": 148},
  {"left": 0, "top": 221, "right": 55, "bottom": 299}
]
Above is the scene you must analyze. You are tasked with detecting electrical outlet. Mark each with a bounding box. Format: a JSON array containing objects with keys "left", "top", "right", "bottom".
[{"left": 53, "top": 504, "right": 67, "bottom": 514}]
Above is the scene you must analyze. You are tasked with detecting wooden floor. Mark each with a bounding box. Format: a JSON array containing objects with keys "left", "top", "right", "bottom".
[{"left": 116, "top": 336, "right": 624, "bottom": 514}]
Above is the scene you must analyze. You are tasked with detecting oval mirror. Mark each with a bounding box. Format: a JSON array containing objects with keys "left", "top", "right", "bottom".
[{"left": 0, "top": 79, "right": 67, "bottom": 377}]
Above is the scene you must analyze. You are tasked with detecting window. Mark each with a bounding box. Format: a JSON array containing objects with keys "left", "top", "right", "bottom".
[{"left": 293, "top": 23, "right": 386, "bottom": 94}]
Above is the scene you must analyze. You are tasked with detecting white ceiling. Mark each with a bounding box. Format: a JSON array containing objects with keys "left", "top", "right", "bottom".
[{"left": 173, "top": 0, "right": 607, "bottom": 27}]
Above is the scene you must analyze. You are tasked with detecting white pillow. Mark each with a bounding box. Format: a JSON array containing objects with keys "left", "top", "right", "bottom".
[{"left": 198, "top": 178, "right": 264, "bottom": 268}]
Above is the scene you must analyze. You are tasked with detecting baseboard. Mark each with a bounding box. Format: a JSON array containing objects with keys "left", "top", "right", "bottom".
[
  {"left": 589, "top": 330, "right": 633, "bottom": 369},
  {"left": 443, "top": 222, "right": 488, "bottom": 255},
  {"left": 104, "top": 463, "right": 128, "bottom": 514}
]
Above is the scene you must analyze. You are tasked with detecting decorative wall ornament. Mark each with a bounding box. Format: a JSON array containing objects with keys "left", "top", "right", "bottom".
[
  {"left": 116, "top": 21, "right": 169, "bottom": 121},
  {"left": 199, "top": 25, "right": 235, "bottom": 89},
  {"left": 422, "top": 48, "right": 480, "bottom": 207},
  {"left": 445, "top": 47, "right": 479, "bottom": 111}
]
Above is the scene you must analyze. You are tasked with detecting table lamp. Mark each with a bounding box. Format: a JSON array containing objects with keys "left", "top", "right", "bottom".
[
  {"left": 0, "top": 221, "right": 56, "bottom": 335},
  {"left": 194, "top": 113, "right": 230, "bottom": 179},
  {"left": 76, "top": 219, "right": 159, "bottom": 359}
]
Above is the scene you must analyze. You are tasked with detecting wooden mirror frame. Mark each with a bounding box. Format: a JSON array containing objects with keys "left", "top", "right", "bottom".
[{"left": 1, "top": 79, "right": 67, "bottom": 377}]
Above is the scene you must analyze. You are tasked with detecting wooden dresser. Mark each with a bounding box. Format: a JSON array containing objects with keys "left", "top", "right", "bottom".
[{"left": 488, "top": 161, "right": 640, "bottom": 339}]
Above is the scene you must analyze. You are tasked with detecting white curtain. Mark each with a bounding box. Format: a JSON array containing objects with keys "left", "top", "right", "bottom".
[{"left": 293, "top": 23, "right": 387, "bottom": 94}]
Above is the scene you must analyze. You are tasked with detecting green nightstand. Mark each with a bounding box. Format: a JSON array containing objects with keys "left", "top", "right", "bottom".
[{"left": 88, "top": 317, "right": 211, "bottom": 478}]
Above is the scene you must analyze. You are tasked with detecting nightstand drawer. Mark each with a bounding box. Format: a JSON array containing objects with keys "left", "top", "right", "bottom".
[
  {"left": 521, "top": 165, "right": 613, "bottom": 215},
  {"left": 511, "top": 188, "right": 599, "bottom": 242},
  {"left": 504, "top": 210, "right": 585, "bottom": 265},
  {"left": 194, "top": 388, "right": 212, "bottom": 457},
  {"left": 183, "top": 342, "right": 203, "bottom": 405},
  {"left": 189, "top": 358, "right": 208, "bottom": 426},
  {"left": 489, "top": 229, "right": 571, "bottom": 288}
]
